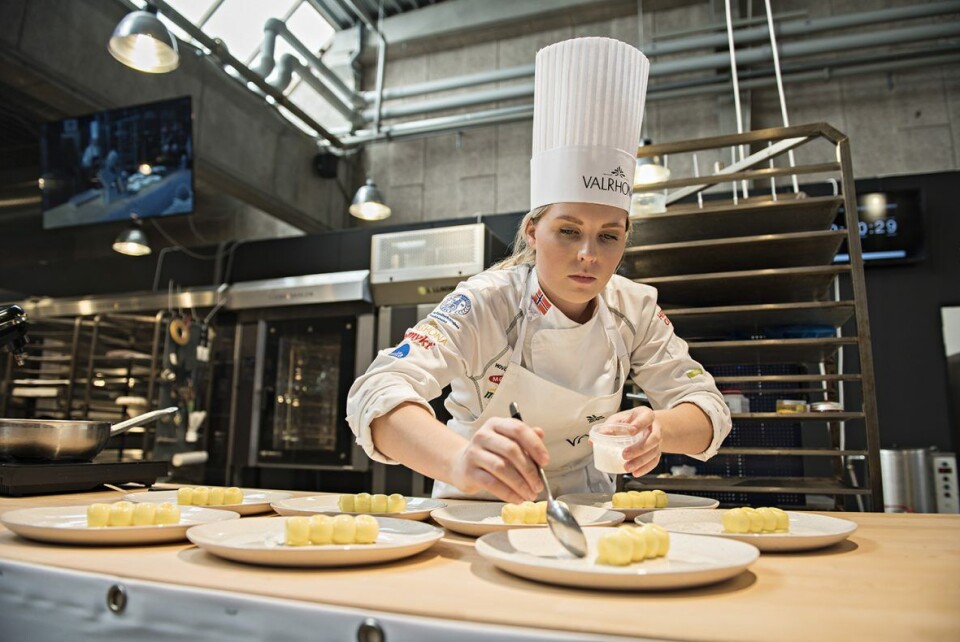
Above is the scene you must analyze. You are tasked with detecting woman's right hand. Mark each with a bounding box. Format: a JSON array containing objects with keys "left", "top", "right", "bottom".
[{"left": 449, "top": 417, "right": 550, "bottom": 503}]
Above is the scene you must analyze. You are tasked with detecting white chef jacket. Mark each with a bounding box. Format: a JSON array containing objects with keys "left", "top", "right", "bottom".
[{"left": 346, "top": 264, "right": 732, "bottom": 466}]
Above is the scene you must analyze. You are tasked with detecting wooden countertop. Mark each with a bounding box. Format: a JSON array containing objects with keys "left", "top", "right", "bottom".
[{"left": 1, "top": 490, "right": 958, "bottom": 641}]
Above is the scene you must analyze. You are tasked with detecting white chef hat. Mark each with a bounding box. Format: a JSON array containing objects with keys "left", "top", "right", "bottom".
[{"left": 530, "top": 37, "right": 649, "bottom": 212}]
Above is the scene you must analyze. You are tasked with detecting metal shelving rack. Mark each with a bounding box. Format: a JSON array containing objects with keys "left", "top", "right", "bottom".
[{"left": 622, "top": 123, "right": 882, "bottom": 511}]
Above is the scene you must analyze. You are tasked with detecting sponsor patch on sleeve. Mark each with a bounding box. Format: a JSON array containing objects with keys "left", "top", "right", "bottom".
[
  {"left": 388, "top": 343, "right": 411, "bottom": 358},
  {"left": 438, "top": 293, "right": 472, "bottom": 316},
  {"left": 656, "top": 308, "right": 671, "bottom": 326},
  {"left": 685, "top": 368, "right": 703, "bottom": 379},
  {"left": 412, "top": 322, "right": 448, "bottom": 345},
  {"left": 404, "top": 329, "right": 437, "bottom": 350}
]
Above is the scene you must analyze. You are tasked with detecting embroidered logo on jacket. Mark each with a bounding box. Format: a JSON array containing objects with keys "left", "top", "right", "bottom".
[
  {"left": 489, "top": 375, "right": 503, "bottom": 384},
  {"left": 585, "top": 414, "right": 606, "bottom": 424},
  {"left": 411, "top": 323, "right": 448, "bottom": 345},
  {"left": 532, "top": 289, "right": 551, "bottom": 315},
  {"left": 404, "top": 330, "right": 436, "bottom": 350},
  {"left": 565, "top": 433, "right": 590, "bottom": 447},
  {"left": 439, "top": 294, "right": 472, "bottom": 316},
  {"left": 656, "top": 308, "right": 671, "bottom": 326},
  {"left": 388, "top": 344, "right": 410, "bottom": 358}
]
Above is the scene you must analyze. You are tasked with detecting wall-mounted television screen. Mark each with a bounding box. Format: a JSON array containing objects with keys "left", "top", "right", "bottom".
[
  {"left": 40, "top": 96, "right": 193, "bottom": 230},
  {"left": 831, "top": 189, "right": 924, "bottom": 265}
]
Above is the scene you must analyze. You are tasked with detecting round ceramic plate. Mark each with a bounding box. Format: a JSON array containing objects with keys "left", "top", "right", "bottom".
[
  {"left": 430, "top": 503, "right": 624, "bottom": 537},
  {"left": 126, "top": 489, "right": 292, "bottom": 516},
  {"left": 0, "top": 505, "right": 239, "bottom": 545},
  {"left": 186, "top": 516, "right": 443, "bottom": 567},
  {"left": 636, "top": 509, "right": 858, "bottom": 552},
  {"left": 557, "top": 492, "right": 719, "bottom": 520},
  {"left": 271, "top": 495, "right": 444, "bottom": 521},
  {"left": 476, "top": 527, "right": 759, "bottom": 590}
]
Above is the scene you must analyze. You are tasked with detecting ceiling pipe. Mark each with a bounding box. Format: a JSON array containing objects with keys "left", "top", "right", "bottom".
[
  {"left": 358, "top": 0, "right": 960, "bottom": 103},
  {"left": 336, "top": 0, "right": 388, "bottom": 132},
  {"left": 147, "top": 0, "right": 349, "bottom": 149},
  {"left": 353, "top": 21, "right": 960, "bottom": 125},
  {"left": 328, "top": 49, "right": 960, "bottom": 147},
  {"left": 270, "top": 54, "right": 365, "bottom": 127},
  {"left": 251, "top": 17, "right": 364, "bottom": 109}
]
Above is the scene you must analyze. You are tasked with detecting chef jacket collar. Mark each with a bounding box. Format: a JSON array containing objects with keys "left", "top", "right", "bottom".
[{"left": 526, "top": 266, "right": 600, "bottom": 329}]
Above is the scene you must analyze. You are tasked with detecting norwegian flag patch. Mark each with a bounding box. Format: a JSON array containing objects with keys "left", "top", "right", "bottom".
[{"left": 532, "top": 289, "right": 552, "bottom": 315}]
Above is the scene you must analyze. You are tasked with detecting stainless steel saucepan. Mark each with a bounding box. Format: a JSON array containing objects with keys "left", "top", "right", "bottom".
[{"left": 0, "top": 407, "right": 178, "bottom": 462}]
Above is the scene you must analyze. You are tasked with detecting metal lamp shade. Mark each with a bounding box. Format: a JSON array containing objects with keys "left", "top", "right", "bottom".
[
  {"left": 112, "top": 224, "right": 152, "bottom": 256},
  {"left": 108, "top": 11, "right": 180, "bottom": 74},
  {"left": 349, "top": 179, "right": 392, "bottom": 221}
]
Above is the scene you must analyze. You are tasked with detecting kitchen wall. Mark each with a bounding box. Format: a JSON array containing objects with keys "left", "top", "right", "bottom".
[{"left": 355, "top": 0, "right": 960, "bottom": 224}]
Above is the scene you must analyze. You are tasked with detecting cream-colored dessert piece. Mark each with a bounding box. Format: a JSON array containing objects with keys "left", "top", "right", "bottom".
[
  {"left": 354, "top": 492, "right": 372, "bottom": 513},
  {"left": 619, "top": 525, "right": 649, "bottom": 562},
  {"left": 208, "top": 487, "right": 225, "bottom": 506},
  {"left": 332, "top": 514, "right": 356, "bottom": 544},
  {"left": 521, "top": 501, "right": 540, "bottom": 524},
  {"left": 108, "top": 501, "right": 134, "bottom": 527},
  {"left": 723, "top": 506, "right": 790, "bottom": 533},
  {"left": 354, "top": 515, "right": 379, "bottom": 544},
  {"left": 653, "top": 489, "right": 669, "bottom": 508},
  {"left": 223, "top": 487, "right": 244, "bottom": 505},
  {"left": 772, "top": 507, "right": 789, "bottom": 531},
  {"left": 132, "top": 502, "right": 157, "bottom": 526},
  {"left": 285, "top": 516, "right": 311, "bottom": 546},
  {"left": 338, "top": 494, "right": 356, "bottom": 512},
  {"left": 642, "top": 523, "right": 670, "bottom": 556},
  {"left": 611, "top": 492, "right": 630, "bottom": 509},
  {"left": 501, "top": 503, "right": 523, "bottom": 524},
  {"left": 309, "top": 514, "right": 334, "bottom": 544},
  {"left": 370, "top": 494, "right": 388, "bottom": 513},
  {"left": 387, "top": 493, "right": 406, "bottom": 513},
  {"left": 596, "top": 531, "right": 634, "bottom": 566},
  {"left": 155, "top": 502, "right": 180, "bottom": 525},
  {"left": 86, "top": 503, "right": 111, "bottom": 527},
  {"left": 192, "top": 487, "right": 210, "bottom": 506},
  {"left": 177, "top": 487, "right": 194, "bottom": 506}
]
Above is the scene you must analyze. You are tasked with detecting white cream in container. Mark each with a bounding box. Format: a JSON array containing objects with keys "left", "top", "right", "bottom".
[{"left": 589, "top": 422, "right": 646, "bottom": 474}]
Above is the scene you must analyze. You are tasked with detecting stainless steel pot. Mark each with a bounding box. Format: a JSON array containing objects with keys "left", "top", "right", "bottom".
[{"left": 0, "top": 407, "right": 178, "bottom": 462}]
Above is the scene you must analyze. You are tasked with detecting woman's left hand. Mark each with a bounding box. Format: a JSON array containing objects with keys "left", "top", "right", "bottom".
[{"left": 604, "top": 407, "right": 662, "bottom": 477}]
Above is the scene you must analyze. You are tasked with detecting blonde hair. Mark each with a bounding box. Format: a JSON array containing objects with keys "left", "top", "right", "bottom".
[{"left": 490, "top": 204, "right": 632, "bottom": 270}]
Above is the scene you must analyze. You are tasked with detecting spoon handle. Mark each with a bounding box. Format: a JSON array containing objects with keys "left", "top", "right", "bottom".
[{"left": 510, "top": 402, "right": 554, "bottom": 501}]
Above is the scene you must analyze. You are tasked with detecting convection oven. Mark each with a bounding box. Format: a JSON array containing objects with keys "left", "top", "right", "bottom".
[{"left": 225, "top": 272, "right": 374, "bottom": 484}]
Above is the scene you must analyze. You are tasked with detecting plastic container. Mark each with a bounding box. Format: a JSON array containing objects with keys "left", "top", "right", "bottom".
[
  {"left": 630, "top": 191, "right": 667, "bottom": 216},
  {"left": 776, "top": 399, "right": 808, "bottom": 414},
  {"left": 589, "top": 422, "right": 645, "bottom": 474},
  {"left": 721, "top": 389, "right": 750, "bottom": 413}
]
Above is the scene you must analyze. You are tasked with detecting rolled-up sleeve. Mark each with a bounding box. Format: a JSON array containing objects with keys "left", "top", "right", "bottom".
[
  {"left": 627, "top": 295, "right": 732, "bottom": 461},
  {"left": 346, "top": 290, "right": 482, "bottom": 463}
]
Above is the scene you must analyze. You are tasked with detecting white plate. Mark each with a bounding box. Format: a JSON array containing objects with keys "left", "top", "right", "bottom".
[
  {"left": 0, "top": 505, "right": 239, "bottom": 545},
  {"left": 186, "top": 516, "right": 443, "bottom": 567},
  {"left": 636, "top": 509, "right": 858, "bottom": 552},
  {"left": 476, "top": 527, "right": 759, "bottom": 590},
  {"left": 558, "top": 492, "right": 719, "bottom": 520},
  {"left": 430, "top": 503, "right": 624, "bottom": 537},
  {"left": 126, "top": 489, "right": 292, "bottom": 516},
  {"left": 271, "top": 495, "right": 444, "bottom": 521}
]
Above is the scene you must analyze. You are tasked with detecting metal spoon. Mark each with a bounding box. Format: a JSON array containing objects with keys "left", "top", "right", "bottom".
[{"left": 509, "top": 402, "right": 587, "bottom": 558}]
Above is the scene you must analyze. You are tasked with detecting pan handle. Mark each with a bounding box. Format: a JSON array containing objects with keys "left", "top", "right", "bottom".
[{"left": 110, "top": 406, "right": 179, "bottom": 437}]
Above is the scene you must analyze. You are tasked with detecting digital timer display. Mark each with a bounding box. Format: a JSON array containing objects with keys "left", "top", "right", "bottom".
[{"left": 832, "top": 189, "right": 923, "bottom": 264}]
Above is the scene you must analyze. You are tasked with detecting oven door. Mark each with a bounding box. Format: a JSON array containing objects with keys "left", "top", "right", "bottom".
[{"left": 254, "top": 316, "right": 358, "bottom": 467}]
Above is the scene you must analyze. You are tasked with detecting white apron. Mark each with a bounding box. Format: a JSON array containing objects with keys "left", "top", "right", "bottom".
[{"left": 432, "top": 272, "right": 630, "bottom": 500}]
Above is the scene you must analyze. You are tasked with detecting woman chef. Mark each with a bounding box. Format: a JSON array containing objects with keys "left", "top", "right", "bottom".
[{"left": 347, "top": 37, "right": 731, "bottom": 503}]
